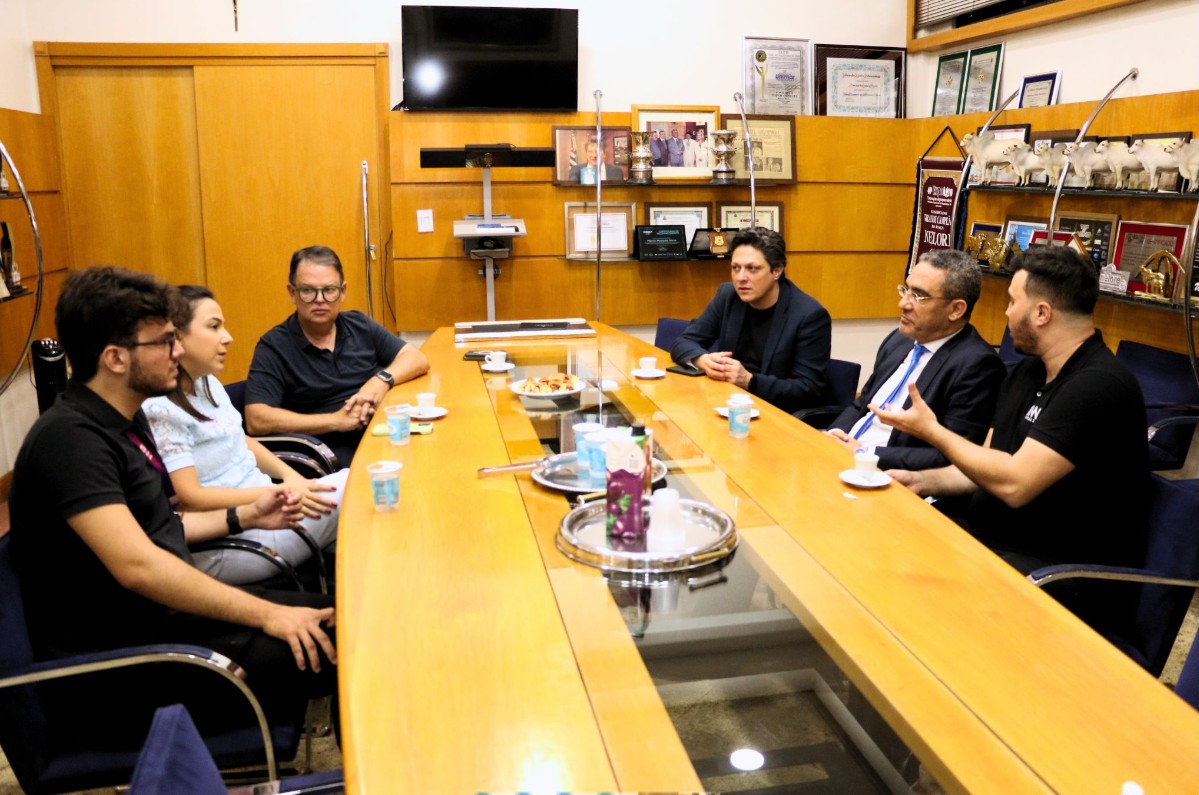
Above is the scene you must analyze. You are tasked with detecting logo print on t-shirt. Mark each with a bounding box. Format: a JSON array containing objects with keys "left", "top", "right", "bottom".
[{"left": 1024, "top": 404, "right": 1042, "bottom": 424}]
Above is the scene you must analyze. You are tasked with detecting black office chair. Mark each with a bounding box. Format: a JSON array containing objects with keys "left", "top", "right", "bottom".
[
  {"left": 224, "top": 380, "right": 341, "bottom": 477},
  {"left": 1028, "top": 473, "right": 1199, "bottom": 678},
  {"left": 1114, "top": 340, "right": 1199, "bottom": 472},
  {"left": 793, "top": 358, "right": 862, "bottom": 429},
  {"left": 129, "top": 704, "right": 343, "bottom": 795},
  {"left": 0, "top": 535, "right": 310, "bottom": 794},
  {"left": 654, "top": 317, "right": 690, "bottom": 352}
]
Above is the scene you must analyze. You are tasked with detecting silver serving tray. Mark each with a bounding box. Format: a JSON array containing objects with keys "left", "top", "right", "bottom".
[
  {"left": 555, "top": 498, "right": 737, "bottom": 573},
  {"left": 532, "top": 452, "right": 667, "bottom": 494}
]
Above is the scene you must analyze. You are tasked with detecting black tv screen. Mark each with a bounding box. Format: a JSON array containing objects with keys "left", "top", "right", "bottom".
[{"left": 399, "top": 5, "right": 579, "bottom": 112}]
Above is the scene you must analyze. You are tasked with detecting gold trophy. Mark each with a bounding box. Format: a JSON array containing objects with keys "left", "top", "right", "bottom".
[
  {"left": 710, "top": 130, "right": 738, "bottom": 185},
  {"left": 627, "top": 131, "right": 654, "bottom": 185},
  {"left": 1134, "top": 250, "right": 1179, "bottom": 302}
]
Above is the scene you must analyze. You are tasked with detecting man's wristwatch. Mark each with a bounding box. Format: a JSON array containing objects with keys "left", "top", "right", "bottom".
[
  {"left": 226, "top": 506, "right": 244, "bottom": 536},
  {"left": 374, "top": 370, "right": 395, "bottom": 387}
]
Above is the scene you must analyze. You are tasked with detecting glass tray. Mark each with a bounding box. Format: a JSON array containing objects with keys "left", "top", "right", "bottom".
[
  {"left": 532, "top": 452, "right": 667, "bottom": 494},
  {"left": 555, "top": 498, "right": 737, "bottom": 573}
]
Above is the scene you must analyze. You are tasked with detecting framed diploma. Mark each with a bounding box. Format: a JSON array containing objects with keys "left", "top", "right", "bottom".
[
  {"left": 564, "top": 202, "right": 636, "bottom": 261},
  {"left": 742, "top": 37, "right": 813, "bottom": 116},
  {"left": 1113, "top": 221, "right": 1187, "bottom": 275},
  {"left": 1018, "top": 70, "right": 1061, "bottom": 108},
  {"left": 717, "top": 201, "right": 784, "bottom": 237},
  {"left": 645, "top": 202, "right": 711, "bottom": 249},
  {"left": 962, "top": 43, "right": 1004, "bottom": 114},
  {"left": 814, "top": 44, "right": 905, "bottom": 118},
  {"left": 718, "top": 114, "right": 796, "bottom": 183},
  {"left": 932, "top": 51, "right": 967, "bottom": 116},
  {"left": 633, "top": 226, "right": 689, "bottom": 261}
]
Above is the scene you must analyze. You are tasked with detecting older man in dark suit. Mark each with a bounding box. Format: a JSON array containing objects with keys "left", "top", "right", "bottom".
[
  {"left": 827, "top": 249, "right": 1006, "bottom": 470},
  {"left": 671, "top": 227, "right": 830, "bottom": 413}
]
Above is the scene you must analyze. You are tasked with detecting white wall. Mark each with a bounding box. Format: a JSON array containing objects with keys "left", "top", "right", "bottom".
[{"left": 908, "top": 0, "right": 1199, "bottom": 115}]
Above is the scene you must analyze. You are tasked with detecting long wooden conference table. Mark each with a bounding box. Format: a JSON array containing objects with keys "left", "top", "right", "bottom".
[{"left": 337, "top": 323, "right": 1197, "bottom": 794}]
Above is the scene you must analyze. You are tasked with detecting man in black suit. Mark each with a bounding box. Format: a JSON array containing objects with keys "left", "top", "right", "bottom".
[
  {"left": 671, "top": 227, "right": 831, "bottom": 413},
  {"left": 827, "top": 249, "right": 1005, "bottom": 470}
]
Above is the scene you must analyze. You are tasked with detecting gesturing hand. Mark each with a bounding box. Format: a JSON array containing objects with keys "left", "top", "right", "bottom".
[{"left": 867, "top": 383, "right": 939, "bottom": 442}]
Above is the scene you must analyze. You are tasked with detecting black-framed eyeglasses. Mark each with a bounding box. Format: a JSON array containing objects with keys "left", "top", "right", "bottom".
[
  {"left": 897, "top": 285, "right": 951, "bottom": 303},
  {"left": 125, "top": 332, "right": 178, "bottom": 351},
  {"left": 293, "top": 284, "right": 344, "bottom": 303}
]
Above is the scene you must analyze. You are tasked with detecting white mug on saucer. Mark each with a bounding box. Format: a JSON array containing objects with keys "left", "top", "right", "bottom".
[
  {"left": 639, "top": 356, "right": 658, "bottom": 372},
  {"left": 416, "top": 392, "right": 436, "bottom": 412},
  {"left": 854, "top": 450, "right": 880, "bottom": 476},
  {"left": 485, "top": 351, "right": 508, "bottom": 367}
]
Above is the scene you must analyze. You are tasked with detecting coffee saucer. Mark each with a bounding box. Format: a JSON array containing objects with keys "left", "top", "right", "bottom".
[
  {"left": 632, "top": 368, "right": 666, "bottom": 380},
  {"left": 482, "top": 362, "right": 515, "bottom": 372},
  {"left": 838, "top": 469, "right": 892, "bottom": 489},
  {"left": 411, "top": 406, "right": 448, "bottom": 420}
]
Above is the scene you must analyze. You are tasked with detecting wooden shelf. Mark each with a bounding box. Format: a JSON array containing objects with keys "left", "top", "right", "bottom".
[
  {"left": 965, "top": 184, "right": 1199, "bottom": 203},
  {"left": 979, "top": 268, "right": 1192, "bottom": 316}
]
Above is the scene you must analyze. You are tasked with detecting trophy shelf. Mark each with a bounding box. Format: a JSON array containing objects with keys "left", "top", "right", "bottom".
[{"left": 964, "top": 184, "right": 1199, "bottom": 203}]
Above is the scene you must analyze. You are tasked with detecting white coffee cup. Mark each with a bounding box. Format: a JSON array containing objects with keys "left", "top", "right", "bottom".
[
  {"left": 416, "top": 392, "right": 436, "bottom": 412},
  {"left": 485, "top": 351, "right": 508, "bottom": 366},
  {"left": 639, "top": 356, "right": 658, "bottom": 372},
  {"left": 854, "top": 450, "right": 880, "bottom": 476}
]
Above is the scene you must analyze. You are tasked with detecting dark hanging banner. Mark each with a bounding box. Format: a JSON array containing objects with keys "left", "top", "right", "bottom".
[{"left": 907, "top": 126, "right": 965, "bottom": 273}]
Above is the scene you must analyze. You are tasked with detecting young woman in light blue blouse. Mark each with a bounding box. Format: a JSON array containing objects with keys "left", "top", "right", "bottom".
[{"left": 145, "top": 286, "right": 346, "bottom": 585}]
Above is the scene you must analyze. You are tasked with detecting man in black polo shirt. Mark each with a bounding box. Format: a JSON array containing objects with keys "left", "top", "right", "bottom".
[
  {"left": 873, "top": 246, "right": 1147, "bottom": 636},
  {"left": 245, "top": 245, "right": 429, "bottom": 465},
  {"left": 10, "top": 266, "right": 337, "bottom": 749}
]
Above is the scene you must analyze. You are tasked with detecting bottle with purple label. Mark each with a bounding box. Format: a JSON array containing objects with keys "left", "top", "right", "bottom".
[{"left": 605, "top": 435, "right": 645, "bottom": 539}]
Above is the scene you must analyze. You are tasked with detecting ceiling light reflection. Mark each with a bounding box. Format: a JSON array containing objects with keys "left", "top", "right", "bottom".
[
  {"left": 413, "top": 60, "right": 446, "bottom": 95},
  {"left": 729, "top": 748, "right": 765, "bottom": 771}
]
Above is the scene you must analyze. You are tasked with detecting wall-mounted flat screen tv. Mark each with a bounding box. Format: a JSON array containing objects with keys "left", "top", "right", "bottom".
[{"left": 399, "top": 5, "right": 579, "bottom": 112}]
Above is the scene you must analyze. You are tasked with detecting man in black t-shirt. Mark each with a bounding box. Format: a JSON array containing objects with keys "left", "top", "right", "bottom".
[
  {"left": 670, "top": 227, "right": 831, "bottom": 413},
  {"left": 872, "top": 246, "right": 1147, "bottom": 635},
  {"left": 10, "top": 266, "right": 338, "bottom": 749}
]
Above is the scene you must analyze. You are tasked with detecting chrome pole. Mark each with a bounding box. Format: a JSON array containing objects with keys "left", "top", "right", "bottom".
[
  {"left": 734, "top": 91, "right": 755, "bottom": 222},
  {"left": 1048, "top": 67, "right": 1139, "bottom": 239},
  {"left": 594, "top": 89, "right": 603, "bottom": 321},
  {"left": 0, "top": 138, "right": 44, "bottom": 398},
  {"left": 361, "top": 160, "right": 375, "bottom": 319}
]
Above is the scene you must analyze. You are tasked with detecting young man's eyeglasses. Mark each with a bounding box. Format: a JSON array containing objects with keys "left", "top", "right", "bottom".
[
  {"left": 293, "top": 284, "right": 344, "bottom": 303},
  {"left": 125, "top": 332, "right": 178, "bottom": 351}
]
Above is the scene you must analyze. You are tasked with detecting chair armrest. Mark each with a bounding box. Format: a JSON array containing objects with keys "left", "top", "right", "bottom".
[
  {"left": 0, "top": 644, "right": 280, "bottom": 779},
  {"left": 1028, "top": 563, "right": 1199, "bottom": 590},
  {"left": 792, "top": 405, "right": 846, "bottom": 430},
  {"left": 1148, "top": 414, "right": 1199, "bottom": 441},
  {"left": 191, "top": 537, "right": 305, "bottom": 592},
  {"left": 286, "top": 527, "right": 328, "bottom": 595},
  {"left": 253, "top": 435, "right": 339, "bottom": 477}
]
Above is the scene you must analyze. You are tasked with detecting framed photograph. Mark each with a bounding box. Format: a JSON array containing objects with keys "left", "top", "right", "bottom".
[
  {"left": 743, "top": 37, "right": 812, "bottom": 116},
  {"left": 932, "top": 51, "right": 968, "bottom": 116},
  {"left": 631, "top": 104, "right": 721, "bottom": 181},
  {"left": 814, "top": 44, "right": 905, "bottom": 118},
  {"left": 1002, "top": 215, "right": 1048, "bottom": 251},
  {"left": 552, "top": 126, "right": 630, "bottom": 186},
  {"left": 969, "top": 123, "right": 1030, "bottom": 186},
  {"left": 962, "top": 43, "right": 1004, "bottom": 114},
  {"left": 1055, "top": 211, "right": 1119, "bottom": 267},
  {"left": 1113, "top": 221, "right": 1188, "bottom": 279},
  {"left": 717, "top": 201, "right": 784, "bottom": 236},
  {"left": 564, "top": 202, "right": 637, "bottom": 261},
  {"left": 1126, "top": 131, "right": 1193, "bottom": 191},
  {"left": 1019, "top": 70, "right": 1061, "bottom": 108},
  {"left": 719, "top": 113, "right": 797, "bottom": 183},
  {"left": 646, "top": 202, "right": 711, "bottom": 250}
]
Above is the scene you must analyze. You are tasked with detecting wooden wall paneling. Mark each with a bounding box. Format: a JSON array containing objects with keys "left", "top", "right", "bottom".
[
  {"left": 790, "top": 183, "right": 914, "bottom": 252},
  {"left": 0, "top": 270, "right": 67, "bottom": 376},
  {"left": 0, "top": 195, "right": 70, "bottom": 279},
  {"left": 390, "top": 111, "right": 631, "bottom": 184},
  {"left": 795, "top": 252, "right": 911, "bottom": 319},
  {"left": 0, "top": 107, "right": 61, "bottom": 192},
  {"left": 371, "top": 49, "right": 395, "bottom": 325},
  {"left": 193, "top": 63, "right": 384, "bottom": 380},
  {"left": 794, "top": 116, "right": 920, "bottom": 185},
  {"left": 53, "top": 66, "right": 205, "bottom": 286}
]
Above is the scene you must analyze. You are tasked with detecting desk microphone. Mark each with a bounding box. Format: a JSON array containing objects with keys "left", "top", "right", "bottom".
[{"left": 733, "top": 91, "right": 756, "bottom": 225}]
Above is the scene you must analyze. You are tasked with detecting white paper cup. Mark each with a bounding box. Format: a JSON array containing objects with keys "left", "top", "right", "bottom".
[
  {"left": 366, "top": 461, "right": 402, "bottom": 511},
  {"left": 854, "top": 451, "right": 880, "bottom": 476}
]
